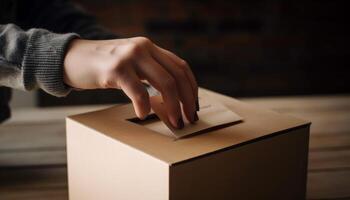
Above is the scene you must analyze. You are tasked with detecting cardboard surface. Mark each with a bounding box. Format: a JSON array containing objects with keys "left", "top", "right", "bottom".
[
  {"left": 68, "top": 88, "right": 310, "bottom": 164},
  {"left": 67, "top": 88, "right": 311, "bottom": 200},
  {"left": 67, "top": 119, "right": 169, "bottom": 200},
  {"left": 169, "top": 126, "right": 309, "bottom": 200}
]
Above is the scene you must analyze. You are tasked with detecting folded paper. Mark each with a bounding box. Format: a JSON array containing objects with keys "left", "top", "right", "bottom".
[{"left": 140, "top": 96, "right": 243, "bottom": 139}]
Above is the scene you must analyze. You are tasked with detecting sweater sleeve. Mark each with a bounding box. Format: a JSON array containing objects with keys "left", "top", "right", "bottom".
[{"left": 0, "top": 24, "right": 79, "bottom": 97}]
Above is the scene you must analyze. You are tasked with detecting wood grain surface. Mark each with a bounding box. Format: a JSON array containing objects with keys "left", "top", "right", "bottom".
[{"left": 0, "top": 95, "right": 349, "bottom": 199}]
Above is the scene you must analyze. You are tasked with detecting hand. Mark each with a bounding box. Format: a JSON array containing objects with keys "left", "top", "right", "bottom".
[{"left": 63, "top": 37, "right": 198, "bottom": 129}]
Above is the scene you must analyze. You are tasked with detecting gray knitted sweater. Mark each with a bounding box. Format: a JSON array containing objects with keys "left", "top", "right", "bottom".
[{"left": 0, "top": 0, "right": 116, "bottom": 122}]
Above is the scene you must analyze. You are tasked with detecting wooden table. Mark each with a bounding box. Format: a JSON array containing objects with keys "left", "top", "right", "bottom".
[{"left": 0, "top": 95, "right": 349, "bottom": 200}]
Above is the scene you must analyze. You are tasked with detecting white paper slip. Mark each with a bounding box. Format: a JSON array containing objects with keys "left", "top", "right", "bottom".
[{"left": 142, "top": 96, "right": 243, "bottom": 139}]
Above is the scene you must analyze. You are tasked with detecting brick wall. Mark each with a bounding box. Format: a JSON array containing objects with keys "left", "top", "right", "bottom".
[{"left": 39, "top": 0, "right": 348, "bottom": 106}]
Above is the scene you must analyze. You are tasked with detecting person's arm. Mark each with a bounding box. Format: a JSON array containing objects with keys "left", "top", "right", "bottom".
[
  {"left": 15, "top": 0, "right": 116, "bottom": 40},
  {"left": 0, "top": 24, "right": 198, "bottom": 128},
  {"left": 4, "top": 1, "right": 199, "bottom": 128},
  {"left": 0, "top": 24, "right": 78, "bottom": 96},
  {"left": 63, "top": 37, "right": 199, "bottom": 129},
  {"left": 1, "top": 0, "right": 115, "bottom": 96}
]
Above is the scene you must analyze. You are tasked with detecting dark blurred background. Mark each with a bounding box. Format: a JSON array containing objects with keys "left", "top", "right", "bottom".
[{"left": 39, "top": 0, "right": 348, "bottom": 107}]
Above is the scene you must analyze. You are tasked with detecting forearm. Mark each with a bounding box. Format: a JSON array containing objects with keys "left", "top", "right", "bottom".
[{"left": 0, "top": 24, "right": 78, "bottom": 96}]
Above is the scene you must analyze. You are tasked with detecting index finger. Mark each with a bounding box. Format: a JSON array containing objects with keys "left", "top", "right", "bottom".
[{"left": 155, "top": 46, "right": 198, "bottom": 107}]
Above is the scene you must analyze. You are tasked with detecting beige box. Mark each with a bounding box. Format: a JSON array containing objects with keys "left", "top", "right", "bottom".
[{"left": 66, "top": 89, "right": 310, "bottom": 200}]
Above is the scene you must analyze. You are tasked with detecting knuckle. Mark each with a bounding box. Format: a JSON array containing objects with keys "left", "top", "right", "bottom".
[
  {"left": 181, "top": 60, "right": 188, "bottom": 66},
  {"left": 179, "top": 59, "right": 189, "bottom": 67},
  {"left": 126, "top": 37, "right": 153, "bottom": 57},
  {"left": 135, "top": 36, "right": 152, "bottom": 46},
  {"left": 128, "top": 43, "right": 143, "bottom": 55}
]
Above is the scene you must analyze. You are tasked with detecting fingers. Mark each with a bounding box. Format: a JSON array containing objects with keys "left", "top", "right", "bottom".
[
  {"left": 155, "top": 45, "right": 199, "bottom": 110},
  {"left": 135, "top": 56, "right": 184, "bottom": 129},
  {"left": 117, "top": 67, "right": 151, "bottom": 119},
  {"left": 106, "top": 37, "right": 198, "bottom": 129},
  {"left": 150, "top": 47, "right": 198, "bottom": 123}
]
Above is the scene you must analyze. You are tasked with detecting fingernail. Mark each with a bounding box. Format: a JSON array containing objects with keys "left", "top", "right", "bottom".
[
  {"left": 194, "top": 112, "right": 199, "bottom": 121},
  {"left": 177, "top": 118, "right": 184, "bottom": 129},
  {"left": 196, "top": 99, "right": 200, "bottom": 111}
]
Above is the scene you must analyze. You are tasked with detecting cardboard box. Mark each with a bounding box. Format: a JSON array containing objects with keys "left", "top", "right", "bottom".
[{"left": 66, "top": 88, "right": 311, "bottom": 200}]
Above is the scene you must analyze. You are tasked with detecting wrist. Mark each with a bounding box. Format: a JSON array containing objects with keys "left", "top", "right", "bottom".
[{"left": 63, "top": 38, "right": 86, "bottom": 88}]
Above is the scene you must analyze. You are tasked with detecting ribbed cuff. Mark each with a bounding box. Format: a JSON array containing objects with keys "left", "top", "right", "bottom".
[{"left": 22, "top": 29, "right": 79, "bottom": 97}]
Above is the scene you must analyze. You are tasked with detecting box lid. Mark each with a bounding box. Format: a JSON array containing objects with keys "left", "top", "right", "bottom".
[{"left": 67, "top": 88, "right": 311, "bottom": 165}]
